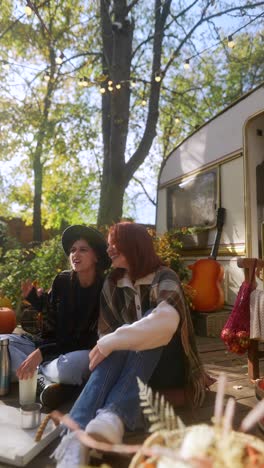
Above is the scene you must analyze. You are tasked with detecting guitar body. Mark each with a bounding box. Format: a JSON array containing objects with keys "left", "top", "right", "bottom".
[
  {"left": 188, "top": 207, "right": 226, "bottom": 312},
  {"left": 188, "top": 258, "right": 225, "bottom": 311}
]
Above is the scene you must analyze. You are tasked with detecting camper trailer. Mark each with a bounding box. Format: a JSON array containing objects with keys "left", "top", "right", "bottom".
[{"left": 156, "top": 84, "right": 264, "bottom": 307}]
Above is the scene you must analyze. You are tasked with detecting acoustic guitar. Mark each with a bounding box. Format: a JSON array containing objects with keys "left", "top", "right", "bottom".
[{"left": 188, "top": 207, "right": 226, "bottom": 312}]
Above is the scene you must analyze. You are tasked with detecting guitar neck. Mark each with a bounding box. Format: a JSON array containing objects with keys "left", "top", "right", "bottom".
[
  {"left": 209, "top": 207, "right": 226, "bottom": 260},
  {"left": 209, "top": 230, "right": 222, "bottom": 260}
]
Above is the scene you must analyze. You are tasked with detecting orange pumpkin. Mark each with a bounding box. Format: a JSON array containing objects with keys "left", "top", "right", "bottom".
[{"left": 0, "top": 307, "right": 16, "bottom": 334}]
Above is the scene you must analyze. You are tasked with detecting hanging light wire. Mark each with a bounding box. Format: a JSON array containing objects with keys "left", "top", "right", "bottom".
[
  {"left": 1, "top": 6, "right": 263, "bottom": 95},
  {"left": 182, "top": 9, "right": 264, "bottom": 65}
]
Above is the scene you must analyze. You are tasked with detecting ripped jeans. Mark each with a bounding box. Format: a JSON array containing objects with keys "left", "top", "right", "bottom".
[{"left": 69, "top": 346, "right": 163, "bottom": 431}]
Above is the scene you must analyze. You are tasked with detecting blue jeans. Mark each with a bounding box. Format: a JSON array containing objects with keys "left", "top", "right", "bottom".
[
  {"left": 69, "top": 347, "right": 163, "bottom": 431},
  {"left": 0, "top": 333, "right": 90, "bottom": 385}
]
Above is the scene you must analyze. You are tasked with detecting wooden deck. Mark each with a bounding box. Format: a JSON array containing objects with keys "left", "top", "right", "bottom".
[{"left": 1, "top": 335, "right": 264, "bottom": 468}]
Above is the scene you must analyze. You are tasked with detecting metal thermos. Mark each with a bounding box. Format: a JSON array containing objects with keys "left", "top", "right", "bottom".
[{"left": 0, "top": 338, "right": 11, "bottom": 396}]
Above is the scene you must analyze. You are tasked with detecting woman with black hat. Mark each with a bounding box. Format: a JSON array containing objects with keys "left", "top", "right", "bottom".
[{"left": 2, "top": 225, "right": 110, "bottom": 409}]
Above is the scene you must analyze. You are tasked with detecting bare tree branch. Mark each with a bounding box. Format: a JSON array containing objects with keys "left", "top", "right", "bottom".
[{"left": 133, "top": 176, "right": 156, "bottom": 206}]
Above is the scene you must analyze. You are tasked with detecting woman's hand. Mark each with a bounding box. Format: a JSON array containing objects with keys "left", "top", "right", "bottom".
[
  {"left": 21, "top": 279, "right": 34, "bottom": 299},
  {"left": 89, "top": 344, "right": 106, "bottom": 371},
  {"left": 16, "top": 348, "right": 43, "bottom": 379}
]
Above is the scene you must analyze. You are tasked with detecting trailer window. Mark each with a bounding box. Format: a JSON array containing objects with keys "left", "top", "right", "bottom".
[{"left": 167, "top": 169, "right": 217, "bottom": 230}]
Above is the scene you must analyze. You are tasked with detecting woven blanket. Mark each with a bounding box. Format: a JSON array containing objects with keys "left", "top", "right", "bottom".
[{"left": 250, "top": 289, "right": 264, "bottom": 340}]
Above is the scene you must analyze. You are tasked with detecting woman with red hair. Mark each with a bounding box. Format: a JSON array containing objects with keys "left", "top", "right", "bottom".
[{"left": 55, "top": 222, "right": 209, "bottom": 467}]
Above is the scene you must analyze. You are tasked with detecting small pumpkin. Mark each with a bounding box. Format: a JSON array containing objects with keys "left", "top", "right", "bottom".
[{"left": 0, "top": 307, "right": 16, "bottom": 334}]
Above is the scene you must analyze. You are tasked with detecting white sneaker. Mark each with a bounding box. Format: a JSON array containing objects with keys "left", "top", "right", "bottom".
[
  {"left": 85, "top": 411, "right": 124, "bottom": 444},
  {"left": 52, "top": 431, "right": 82, "bottom": 468}
]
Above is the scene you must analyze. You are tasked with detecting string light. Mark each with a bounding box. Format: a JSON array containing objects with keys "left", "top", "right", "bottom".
[
  {"left": 1, "top": 7, "right": 263, "bottom": 105},
  {"left": 25, "top": 5, "right": 33, "bottom": 15},
  {"left": 55, "top": 53, "right": 64, "bottom": 65},
  {"left": 1, "top": 0, "right": 262, "bottom": 104},
  {"left": 44, "top": 71, "right": 50, "bottom": 81},
  {"left": 175, "top": 117, "right": 180, "bottom": 124},
  {"left": 183, "top": 59, "right": 190, "bottom": 70},
  {"left": 179, "top": 11, "right": 264, "bottom": 67},
  {"left": 155, "top": 71, "right": 162, "bottom": 82},
  {"left": 2, "top": 61, "right": 10, "bottom": 71},
  {"left": 227, "top": 35, "right": 235, "bottom": 48}
]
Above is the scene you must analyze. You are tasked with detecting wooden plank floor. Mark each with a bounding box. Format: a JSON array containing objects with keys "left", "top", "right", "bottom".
[{"left": 1, "top": 336, "right": 264, "bottom": 468}]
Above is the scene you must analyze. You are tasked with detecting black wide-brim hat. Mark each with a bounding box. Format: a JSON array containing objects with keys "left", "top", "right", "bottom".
[{"left": 61, "top": 225, "right": 111, "bottom": 270}]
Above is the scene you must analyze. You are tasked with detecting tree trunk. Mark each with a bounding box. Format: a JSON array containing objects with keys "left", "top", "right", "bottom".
[
  {"left": 33, "top": 152, "right": 43, "bottom": 242},
  {"left": 98, "top": 177, "right": 126, "bottom": 226},
  {"left": 32, "top": 45, "right": 56, "bottom": 242},
  {"left": 97, "top": 0, "right": 170, "bottom": 226},
  {"left": 97, "top": 0, "right": 133, "bottom": 226}
]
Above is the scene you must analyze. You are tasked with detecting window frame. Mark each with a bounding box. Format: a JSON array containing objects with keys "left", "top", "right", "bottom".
[{"left": 167, "top": 167, "right": 219, "bottom": 232}]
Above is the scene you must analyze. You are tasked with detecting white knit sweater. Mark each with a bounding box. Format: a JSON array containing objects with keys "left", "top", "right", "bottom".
[{"left": 97, "top": 300, "right": 180, "bottom": 356}]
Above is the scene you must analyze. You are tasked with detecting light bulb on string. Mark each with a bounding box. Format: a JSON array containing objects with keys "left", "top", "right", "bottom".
[
  {"left": 141, "top": 99, "right": 147, "bottom": 106},
  {"left": 227, "top": 35, "right": 235, "bottom": 48},
  {"left": 55, "top": 53, "right": 64, "bottom": 65},
  {"left": 25, "top": 5, "right": 32, "bottom": 15},
  {"left": 175, "top": 117, "right": 180, "bottom": 124},
  {"left": 44, "top": 71, "right": 50, "bottom": 82},
  {"left": 131, "top": 79, "right": 136, "bottom": 88},
  {"left": 108, "top": 80, "right": 113, "bottom": 86},
  {"left": 183, "top": 59, "right": 190, "bottom": 70},
  {"left": 116, "top": 83, "right": 121, "bottom": 89},
  {"left": 100, "top": 86, "right": 106, "bottom": 94},
  {"left": 2, "top": 61, "right": 10, "bottom": 71},
  {"left": 108, "top": 85, "right": 114, "bottom": 91},
  {"left": 78, "top": 77, "right": 84, "bottom": 87},
  {"left": 155, "top": 71, "right": 162, "bottom": 82},
  {"left": 82, "top": 77, "right": 89, "bottom": 87}
]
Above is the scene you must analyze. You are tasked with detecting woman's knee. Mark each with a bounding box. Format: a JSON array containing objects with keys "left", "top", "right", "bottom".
[{"left": 54, "top": 351, "right": 90, "bottom": 385}]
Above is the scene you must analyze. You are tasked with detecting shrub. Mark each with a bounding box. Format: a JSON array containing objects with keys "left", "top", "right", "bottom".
[
  {"left": 148, "top": 228, "right": 190, "bottom": 282},
  {"left": 148, "top": 228, "right": 195, "bottom": 308},
  {"left": 0, "top": 236, "right": 68, "bottom": 312}
]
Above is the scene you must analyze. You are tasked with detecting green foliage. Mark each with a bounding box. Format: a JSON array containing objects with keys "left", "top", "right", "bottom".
[
  {"left": 1, "top": 1, "right": 264, "bottom": 229},
  {"left": 158, "top": 31, "right": 264, "bottom": 156},
  {"left": 0, "top": 0, "right": 102, "bottom": 232},
  {"left": 0, "top": 236, "right": 68, "bottom": 311},
  {"left": 0, "top": 220, "right": 8, "bottom": 252},
  {"left": 148, "top": 228, "right": 190, "bottom": 282},
  {"left": 0, "top": 222, "right": 20, "bottom": 256}
]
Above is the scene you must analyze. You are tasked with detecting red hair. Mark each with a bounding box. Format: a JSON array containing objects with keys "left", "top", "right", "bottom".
[{"left": 109, "top": 222, "right": 162, "bottom": 281}]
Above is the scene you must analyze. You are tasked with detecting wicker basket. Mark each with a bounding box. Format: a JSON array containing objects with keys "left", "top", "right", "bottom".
[
  {"left": 192, "top": 310, "right": 231, "bottom": 337},
  {"left": 129, "top": 424, "right": 264, "bottom": 468}
]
